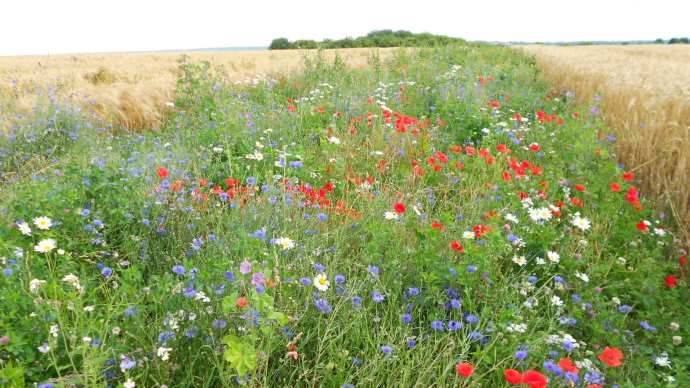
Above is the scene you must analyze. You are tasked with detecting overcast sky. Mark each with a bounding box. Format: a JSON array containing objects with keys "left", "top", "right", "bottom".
[{"left": 1, "top": 0, "right": 686, "bottom": 56}]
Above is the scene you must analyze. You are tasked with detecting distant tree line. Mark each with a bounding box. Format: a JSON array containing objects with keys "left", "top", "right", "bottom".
[
  {"left": 268, "top": 30, "right": 466, "bottom": 50},
  {"left": 655, "top": 37, "right": 689, "bottom": 44}
]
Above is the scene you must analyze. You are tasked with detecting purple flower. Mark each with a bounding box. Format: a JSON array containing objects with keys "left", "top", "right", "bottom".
[
  {"left": 407, "top": 287, "right": 420, "bottom": 297},
  {"left": 334, "top": 274, "right": 346, "bottom": 284},
  {"left": 172, "top": 265, "right": 185, "bottom": 276},
  {"left": 448, "top": 320, "right": 463, "bottom": 331},
  {"left": 401, "top": 313, "right": 412, "bottom": 324},
  {"left": 640, "top": 321, "right": 657, "bottom": 332},
  {"left": 380, "top": 345, "right": 393, "bottom": 356},
  {"left": 515, "top": 349, "right": 529, "bottom": 360},
  {"left": 313, "top": 262, "right": 326, "bottom": 272},
  {"left": 300, "top": 277, "right": 312, "bottom": 286},
  {"left": 618, "top": 305, "right": 633, "bottom": 314},
  {"left": 212, "top": 319, "right": 227, "bottom": 329},
  {"left": 225, "top": 271, "right": 235, "bottom": 282},
  {"left": 239, "top": 260, "right": 252, "bottom": 275},
  {"left": 351, "top": 296, "right": 362, "bottom": 308},
  {"left": 431, "top": 320, "right": 445, "bottom": 331},
  {"left": 465, "top": 314, "right": 479, "bottom": 325},
  {"left": 367, "top": 265, "right": 380, "bottom": 277},
  {"left": 406, "top": 338, "right": 416, "bottom": 349},
  {"left": 314, "top": 298, "right": 332, "bottom": 314},
  {"left": 449, "top": 298, "right": 462, "bottom": 309},
  {"left": 119, "top": 355, "right": 136, "bottom": 372},
  {"left": 251, "top": 272, "right": 266, "bottom": 286},
  {"left": 101, "top": 267, "right": 113, "bottom": 278},
  {"left": 371, "top": 291, "right": 385, "bottom": 303}
]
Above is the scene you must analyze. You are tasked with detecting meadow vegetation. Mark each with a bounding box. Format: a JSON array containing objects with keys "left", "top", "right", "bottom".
[
  {"left": 522, "top": 45, "right": 690, "bottom": 235},
  {"left": 0, "top": 45, "right": 687, "bottom": 387}
]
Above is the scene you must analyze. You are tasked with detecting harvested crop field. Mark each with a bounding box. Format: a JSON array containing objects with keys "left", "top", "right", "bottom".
[{"left": 521, "top": 45, "right": 690, "bottom": 232}]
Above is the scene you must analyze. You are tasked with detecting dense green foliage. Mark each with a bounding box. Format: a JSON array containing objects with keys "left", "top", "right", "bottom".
[
  {"left": 269, "top": 30, "right": 467, "bottom": 50},
  {"left": 0, "top": 45, "right": 687, "bottom": 387}
]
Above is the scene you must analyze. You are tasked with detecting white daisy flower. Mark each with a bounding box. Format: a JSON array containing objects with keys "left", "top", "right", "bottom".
[
  {"left": 33, "top": 216, "right": 53, "bottom": 230},
  {"left": 383, "top": 211, "right": 399, "bottom": 221},
  {"left": 571, "top": 213, "right": 591, "bottom": 232},
  {"left": 34, "top": 239, "right": 57, "bottom": 253},
  {"left": 17, "top": 221, "right": 32, "bottom": 236},
  {"left": 313, "top": 273, "right": 330, "bottom": 292},
  {"left": 157, "top": 346, "right": 172, "bottom": 361},
  {"left": 29, "top": 278, "right": 46, "bottom": 294},
  {"left": 547, "top": 251, "right": 560, "bottom": 263},
  {"left": 512, "top": 255, "right": 527, "bottom": 266}
]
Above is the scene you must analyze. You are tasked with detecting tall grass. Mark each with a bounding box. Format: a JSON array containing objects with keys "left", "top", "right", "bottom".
[{"left": 522, "top": 45, "right": 690, "bottom": 239}]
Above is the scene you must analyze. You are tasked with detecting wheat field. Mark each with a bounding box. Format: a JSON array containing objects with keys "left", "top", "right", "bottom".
[
  {"left": 521, "top": 45, "right": 690, "bottom": 232},
  {"left": 0, "top": 48, "right": 396, "bottom": 131}
]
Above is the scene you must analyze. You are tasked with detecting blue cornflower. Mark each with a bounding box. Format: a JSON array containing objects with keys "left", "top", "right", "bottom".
[
  {"left": 119, "top": 356, "right": 136, "bottom": 372},
  {"left": 371, "top": 291, "right": 385, "bottom": 303},
  {"left": 101, "top": 267, "right": 113, "bottom": 278},
  {"left": 246, "top": 176, "right": 257, "bottom": 186},
  {"left": 158, "top": 331, "right": 175, "bottom": 343},
  {"left": 448, "top": 320, "right": 463, "bottom": 331},
  {"left": 407, "top": 287, "right": 420, "bottom": 297},
  {"left": 618, "top": 305, "right": 633, "bottom": 314},
  {"left": 465, "top": 314, "right": 479, "bottom": 325},
  {"left": 300, "top": 277, "right": 312, "bottom": 286},
  {"left": 367, "top": 265, "right": 380, "bottom": 277},
  {"left": 401, "top": 313, "right": 412, "bottom": 325},
  {"left": 467, "top": 264, "right": 477, "bottom": 273},
  {"left": 449, "top": 298, "right": 462, "bottom": 309},
  {"left": 225, "top": 271, "right": 235, "bottom": 282},
  {"left": 313, "top": 262, "right": 326, "bottom": 272},
  {"left": 640, "top": 321, "right": 657, "bottom": 332},
  {"left": 515, "top": 349, "right": 529, "bottom": 360},
  {"left": 543, "top": 360, "right": 563, "bottom": 376},
  {"left": 380, "top": 345, "right": 393, "bottom": 356},
  {"left": 212, "top": 319, "right": 227, "bottom": 329},
  {"left": 314, "top": 298, "right": 332, "bottom": 314},
  {"left": 316, "top": 213, "right": 328, "bottom": 222},
  {"left": 431, "top": 320, "right": 445, "bottom": 331},
  {"left": 351, "top": 296, "right": 362, "bottom": 308},
  {"left": 334, "top": 274, "right": 346, "bottom": 284},
  {"left": 406, "top": 338, "right": 417, "bottom": 349},
  {"left": 172, "top": 265, "right": 185, "bottom": 276}
]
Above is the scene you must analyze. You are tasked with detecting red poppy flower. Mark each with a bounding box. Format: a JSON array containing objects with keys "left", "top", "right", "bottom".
[
  {"left": 449, "top": 144, "right": 463, "bottom": 154},
  {"left": 665, "top": 274, "right": 678, "bottom": 288},
  {"left": 496, "top": 144, "right": 510, "bottom": 154},
  {"left": 235, "top": 296, "right": 249, "bottom": 309},
  {"left": 504, "top": 369, "right": 522, "bottom": 385},
  {"left": 636, "top": 221, "right": 649, "bottom": 232},
  {"left": 502, "top": 171, "right": 512, "bottom": 182},
  {"left": 680, "top": 256, "right": 688, "bottom": 266},
  {"left": 623, "top": 171, "right": 635, "bottom": 182},
  {"left": 450, "top": 240, "right": 464, "bottom": 253},
  {"left": 455, "top": 362, "right": 474, "bottom": 377},
  {"left": 574, "top": 184, "right": 586, "bottom": 192},
  {"left": 610, "top": 182, "right": 621, "bottom": 192},
  {"left": 598, "top": 346, "right": 624, "bottom": 367},
  {"left": 522, "top": 370, "right": 548, "bottom": 388},
  {"left": 529, "top": 142, "right": 541, "bottom": 152},
  {"left": 431, "top": 221, "right": 445, "bottom": 231},
  {"left": 558, "top": 358, "right": 579, "bottom": 374},
  {"left": 156, "top": 167, "right": 169, "bottom": 179},
  {"left": 393, "top": 202, "right": 406, "bottom": 214}
]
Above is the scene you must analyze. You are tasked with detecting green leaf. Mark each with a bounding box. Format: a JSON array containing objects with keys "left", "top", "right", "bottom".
[{"left": 222, "top": 334, "right": 258, "bottom": 375}]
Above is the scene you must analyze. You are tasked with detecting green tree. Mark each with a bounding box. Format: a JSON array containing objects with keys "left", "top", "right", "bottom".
[{"left": 269, "top": 38, "right": 292, "bottom": 50}]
